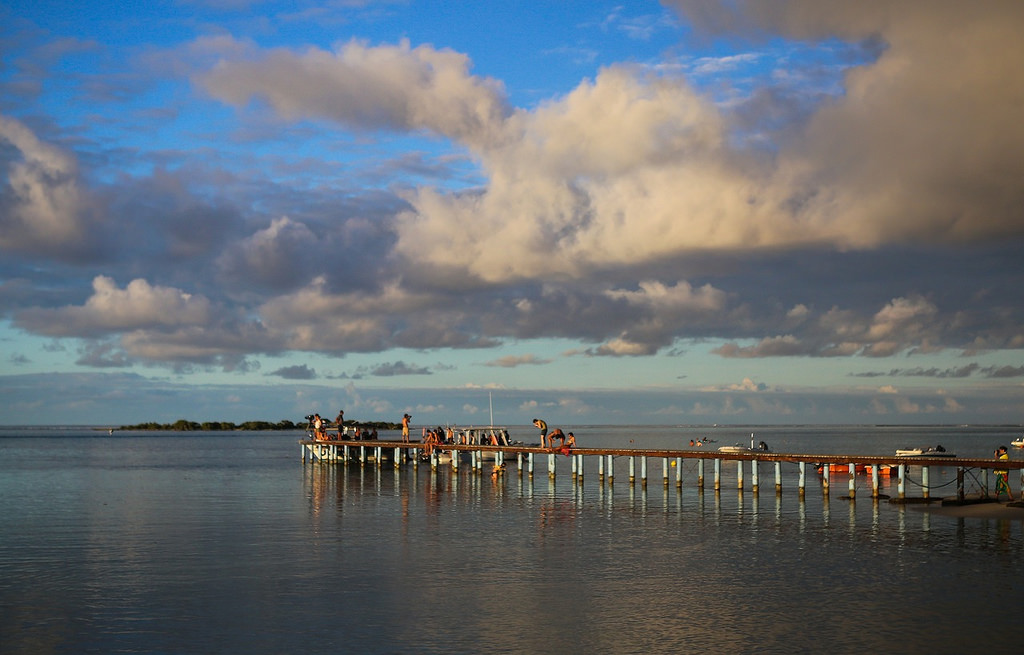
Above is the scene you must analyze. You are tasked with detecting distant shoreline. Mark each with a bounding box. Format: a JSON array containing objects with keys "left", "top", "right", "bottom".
[{"left": 114, "top": 419, "right": 402, "bottom": 431}]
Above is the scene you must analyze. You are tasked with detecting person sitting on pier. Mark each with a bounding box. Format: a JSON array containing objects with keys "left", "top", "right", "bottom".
[
  {"left": 548, "top": 428, "right": 568, "bottom": 448},
  {"left": 551, "top": 431, "right": 575, "bottom": 455},
  {"left": 422, "top": 428, "right": 439, "bottom": 457},
  {"left": 758, "top": 441, "right": 770, "bottom": 452}
]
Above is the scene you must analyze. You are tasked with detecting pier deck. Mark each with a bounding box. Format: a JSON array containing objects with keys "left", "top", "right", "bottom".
[{"left": 301, "top": 438, "right": 1024, "bottom": 502}]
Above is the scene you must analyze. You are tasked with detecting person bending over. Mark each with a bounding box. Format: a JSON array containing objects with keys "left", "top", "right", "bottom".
[
  {"left": 548, "top": 428, "right": 566, "bottom": 448},
  {"left": 532, "top": 418, "right": 549, "bottom": 448}
]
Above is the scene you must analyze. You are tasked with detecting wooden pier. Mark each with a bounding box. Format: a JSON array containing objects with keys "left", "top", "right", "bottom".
[{"left": 301, "top": 439, "right": 1024, "bottom": 503}]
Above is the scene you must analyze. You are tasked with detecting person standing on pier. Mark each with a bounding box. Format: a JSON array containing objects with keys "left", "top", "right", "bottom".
[
  {"left": 402, "top": 413, "right": 411, "bottom": 443},
  {"left": 995, "top": 446, "right": 1011, "bottom": 501},
  {"left": 313, "top": 413, "right": 325, "bottom": 441},
  {"left": 335, "top": 410, "right": 345, "bottom": 439},
  {"left": 532, "top": 418, "right": 549, "bottom": 448}
]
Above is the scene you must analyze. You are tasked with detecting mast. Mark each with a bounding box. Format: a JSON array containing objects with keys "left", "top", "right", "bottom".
[{"left": 489, "top": 391, "right": 494, "bottom": 427}]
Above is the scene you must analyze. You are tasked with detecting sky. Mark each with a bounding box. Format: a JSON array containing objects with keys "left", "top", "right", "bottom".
[{"left": 1, "top": 1, "right": 1023, "bottom": 427}]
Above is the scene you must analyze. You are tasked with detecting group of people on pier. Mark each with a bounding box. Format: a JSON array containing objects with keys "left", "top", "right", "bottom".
[
  {"left": 309, "top": 412, "right": 579, "bottom": 457},
  {"left": 309, "top": 410, "right": 378, "bottom": 442},
  {"left": 533, "top": 418, "right": 576, "bottom": 454},
  {"left": 420, "top": 425, "right": 516, "bottom": 456}
]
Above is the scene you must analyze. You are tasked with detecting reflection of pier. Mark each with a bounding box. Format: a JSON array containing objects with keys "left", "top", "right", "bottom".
[{"left": 301, "top": 440, "right": 1024, "bottom": 504}]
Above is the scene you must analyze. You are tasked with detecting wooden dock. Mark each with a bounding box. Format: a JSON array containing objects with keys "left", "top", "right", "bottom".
[{"left": 301, "top": 439, "right": 1024, "bottom": 503}]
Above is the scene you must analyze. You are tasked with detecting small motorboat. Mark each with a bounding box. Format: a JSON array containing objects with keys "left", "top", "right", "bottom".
[
  {"left": 719, "top": 434, "right": 770, "bottom": 454},
  {"left": 895, "top": 445, "right": 956, "bottom": 458},
  {"left": 1011, "top": 437, "right": 1024, "bottom": 449}
]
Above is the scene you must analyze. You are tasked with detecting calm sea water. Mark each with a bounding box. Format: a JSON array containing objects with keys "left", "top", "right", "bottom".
[{"left": 2, "top": 425, "right": 1023, "bottom": 654}]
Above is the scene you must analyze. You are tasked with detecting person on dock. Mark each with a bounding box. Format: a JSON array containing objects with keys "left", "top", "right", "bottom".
[
  {"left": 313, "top": 413, "right": 325, "bottom": 441},
  {"left": 402, "top": 413, "right": 411, "bottom": 442},
  {"left": 550, "top": 431, "right": 575, "bottom": 455},
  {"left": 335, "top": 410, "right": 345, "bottom": 438},
  {"left": 532, "top": 418, "right": 549, "bottom": 447},
  {"left": 422, "top": 426, "right": 438, "bottom": 457},
  {"left": 994, "top": 446, "right": 1014, "bottom": 501},
  {"left": 547, "top": 428, "right": 566, "bottom": 448}
]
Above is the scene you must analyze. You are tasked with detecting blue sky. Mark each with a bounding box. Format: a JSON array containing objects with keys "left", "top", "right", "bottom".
[{"left": 2, "top": 1, "right": 1023, "bottom": 426}]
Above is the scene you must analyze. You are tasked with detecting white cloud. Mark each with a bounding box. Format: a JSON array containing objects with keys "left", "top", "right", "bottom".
[
  {"left": 199, "top": 38, "right": 510, "bottom": 148},
  {"left": 16, "top": 276, "right": 213, "bottom": 337},
  {"left": 0, "top": 115, "right": 100, "bottom": 256}
]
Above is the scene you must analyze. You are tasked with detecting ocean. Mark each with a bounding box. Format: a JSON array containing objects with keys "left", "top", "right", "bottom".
[{"left": 1, "top": 424, "right": 1022, "bottom": 654}]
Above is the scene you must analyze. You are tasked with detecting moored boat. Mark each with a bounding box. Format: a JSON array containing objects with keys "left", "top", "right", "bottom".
[
  {"left": 719, "top": 433, "right": 770, "bottom": 454},
  {"left": 1011, "top": 437, "right": 1024, "bottom": 449},
  {"left": 895, "top": 445, "right": 956, "bottom": 458}
]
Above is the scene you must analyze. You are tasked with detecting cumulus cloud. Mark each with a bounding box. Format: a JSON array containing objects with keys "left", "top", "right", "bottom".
[
  {"left": 14, "top": 276, "right": 277, "bottom": 369},
  {"left": 0, "top": 115, "right": 102, "bottom": 258},
  {"left": 217, "top": 216, "right": 320, "bottom": 292},
  {"left": 665, "top": 0, "right": 1024, "bottom": 246},
  {"left": 713, "top": 295, "right": 962, "bottom": 359},
  {"left": 728, "top": 377, "right": 767, "bottom": 392},
  {"left": 199, "top": 38, "right": 510, "bottom": 149},
  {"left": 76, "top": 341, "right": 132, "bottom": 368},
  {"left": 15, "top": 276, "right": 214, "bottom": 337},
  {"left": 386, "top": 0, "right": 1024, "bottom": 287}
]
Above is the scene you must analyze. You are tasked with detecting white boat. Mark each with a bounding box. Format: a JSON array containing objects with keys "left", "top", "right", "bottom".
[
  {"left": 1011, "top": 437, "right": 1024, "bottom": 449},
  {"left": 719, "top": 433, "right": 770, "bottom": 454},
  {"left": 894, "top": 446, "right": 956, "bottom": 458}
]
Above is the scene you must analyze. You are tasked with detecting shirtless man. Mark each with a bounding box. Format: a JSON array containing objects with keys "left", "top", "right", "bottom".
[
  {"left": 549, "top": 430, "right": 575, "bottom": 450},
  {"left": 532, "top": 418, "right": 548, "bottom": 448},
  {"left": 547, "top": 428, "right": 566, "bottom": 448}
]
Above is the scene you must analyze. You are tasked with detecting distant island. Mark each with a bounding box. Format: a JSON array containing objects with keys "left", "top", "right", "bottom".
[{"left": 117, "top": 419, "right": 402, "bottom": 431}]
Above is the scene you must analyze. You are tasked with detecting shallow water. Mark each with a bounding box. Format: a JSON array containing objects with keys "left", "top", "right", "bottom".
[{"left": 1, "top": 426, "right": 1022, "bottom": 653}]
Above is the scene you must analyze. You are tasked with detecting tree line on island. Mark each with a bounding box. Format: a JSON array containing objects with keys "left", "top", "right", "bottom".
[{"left": 117, "top": 418, "right": 402, "bottom": 431}]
